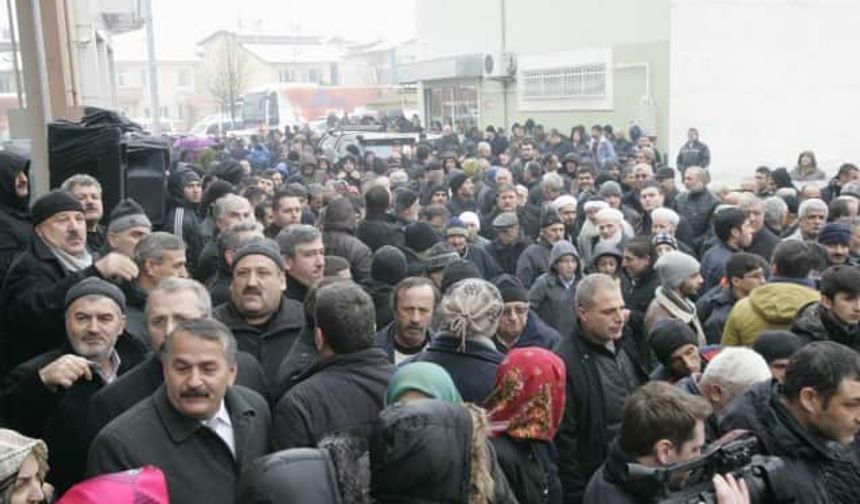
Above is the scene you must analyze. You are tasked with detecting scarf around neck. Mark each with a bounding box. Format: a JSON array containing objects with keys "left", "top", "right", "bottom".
[
  {"left": 50, "top": 243, "right": 93, "bottom": 272},
  {"left": 654, "top": 286, "right": 706, "bottom": 346}
]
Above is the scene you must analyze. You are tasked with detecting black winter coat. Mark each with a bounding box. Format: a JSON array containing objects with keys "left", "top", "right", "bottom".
[
  {"left": 88, "top": 385, "right": 271, "bottom": 504},
  {"left": 719, "top": 381, "right": 856, "bottom": 503},
  {"left": 488, "top": 237, "right": 530, "bottom": 276},
  {"left": 462, "top": 243, "right": 500, "bottom": 280},
  {"left": 553, "top": 321, "right": 648, "bottom": 503},
  {"left": 674, "top": 189, "right": 720, "bottom": 247},
  {"left": 163, "top": 170, "right": 204, "bottom": 276},
  {"left": 322, "top": 198, "right": 372, "bottom": 280},
  {"left": 696, "top": 285, "right": 737, "bottom": 345},
  {"left": 0, "top": 235, "right": 104, "bottom": 368},
  {"left": 86, "top": 351, "right": 269, "bottom": 442},
  {"left": 0, "top": 151, "right": 31, "bottom": 283},
  {"left": 409, "top": 335, "right": 504, "bottom": 403},
  {"left": 621, "top": 268, "right": 660, "bottom": 318},
  {"left": 273, "top": 347, "right": 393, "bottom": 450},
  {"left": 492, "top": 434, "right": 562, "bottom": 504},
  {"left": 214, "top": 297, "right": 304, "bottom": 387},
  {"left": 2, "top": 340, "right": 144, "bottom": 493},
  {"left": 370, "top": 399, "right": 517, "bottom": 504},
  {"left": 791, "top": 301, "right": 860, "bottom": 352},
  {"left": 356, "top": 212, "right": 405, "bottom": 252},
  {"left": 746, "top": 226, "right": 780, "bottom": 263}
]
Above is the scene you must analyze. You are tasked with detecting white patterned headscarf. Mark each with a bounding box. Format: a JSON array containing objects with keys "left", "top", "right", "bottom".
[
  {"left": 436, "top": 279, "right": 503, "bottom": 351},
  {"left": 0, "top": 429, "right": 48, "bottom": 495}
]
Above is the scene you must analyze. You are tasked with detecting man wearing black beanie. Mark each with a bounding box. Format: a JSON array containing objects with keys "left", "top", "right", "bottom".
[
  {"left": 752, "top": 330, "right": 801, "bottom": 384},
  {"left": 492, "top": 274, "right": 559, "bottom": 353},
  {"left": 648, "top": 318, "right": 706, "bottom": 383},
  {"left": 1, "top": 190, "right": 139, "bottom": 371}
]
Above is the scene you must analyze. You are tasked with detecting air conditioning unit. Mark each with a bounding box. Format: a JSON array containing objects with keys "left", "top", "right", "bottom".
[{"left": 483, "top": 52, "right": 517, "bottom": 80}]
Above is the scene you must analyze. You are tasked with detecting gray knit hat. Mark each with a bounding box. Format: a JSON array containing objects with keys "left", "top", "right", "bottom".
[
  {"left": 232, "top": 238, "right": 285, "bottom": 271},
  {"left": 108, "top": 198, "right": 152, "bottom": 233},
  {"left": 654, "top": 251, "right": 700, "bottom": 289},
  {"left": 0, "top": 429, "right": 48, "bottom": 492},
  {"left": 598, "top": 181, "right": 623, "bottom": 199},
  {"left": 550, "top": 240, "right": 579, "bottom": 268},
  {"left": 65, "top": 277, "right": 127, "bottom": 314}
]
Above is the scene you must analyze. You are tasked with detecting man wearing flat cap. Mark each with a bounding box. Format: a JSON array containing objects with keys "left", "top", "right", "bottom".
[
  {"left": 487, "top": 211, "right": 530, "bottom": 276},
  {"left": 214, "top": 238, "right": 304, "bottom": 385},
  {"left": 0, "top": 190, "right": 139, "bottom": 371},
  {"left": 1, "top": 277, "right": 144, "bottom": 493}
]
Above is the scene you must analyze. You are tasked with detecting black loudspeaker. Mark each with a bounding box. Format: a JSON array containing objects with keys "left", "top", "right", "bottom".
[
  {"left": 125, "top": 142, "right": 168, "bottom": 228},
  {"left": 49, "top": 121, "right": 169, "bottom": 228},
  {"left": 48, "top": 122, "right": 125, "bottom": 220}
]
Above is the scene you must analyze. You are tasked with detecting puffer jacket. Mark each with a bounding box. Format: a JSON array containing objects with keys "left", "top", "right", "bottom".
[
  {"left": 720, "top": 381, "right": 857, "bottom": 503},
  {"left": 721, "top": 279, "right": 819, "bottom": 347},
  {"left": 696, "top": 285, "right": 737, "bottom": 345},
  {"left": 791, "top": 301, "right": 860, "bottom": 352},
  {"left": 0, "top": 151, "right": 31, "bottom": 282},
  {"left": 370, "top": 400, "right": 518, "bottom": 504},
  {"left": 322, "top": 198, "right": 372, "bottom": 281}
]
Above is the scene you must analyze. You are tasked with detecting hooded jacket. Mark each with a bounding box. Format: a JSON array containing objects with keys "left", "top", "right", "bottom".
[
  {"left": 370, "top": 400, "right": 517, "bottom": 504},
  {"left": 720, "top": 381, "right": 858, "bottom": 503},
  {"left": 409, "top": 335, "right": 505, "bottom": 404},
  {"left": 674, "top": 189, "right": 719, "bottom": 244},
  {"left": 528, "top": 242, "right": 580, "bottom": 334},
  {"left": 163, "top": 168, "right": 203, "bottom": 275},
  {"left": 696, "top": 285, "right": 737, "bottom": 345},
  {"left": 492, "top": 310, "right": 561, "bottom": 355},
  {"left": 322, "top": 198, "right": 372, "bottom": 281},
  {"left": 791, "top": 301, "right": 860, "bottom": 352},
  {"left": 0, "top": 151, "right": 31, "bottom": 282},
  {"left": 721, "top": 279, "right": 819, "bottom": 347},
  {"left": 356, "top": 211, "right": 405, "bottom": 253}
]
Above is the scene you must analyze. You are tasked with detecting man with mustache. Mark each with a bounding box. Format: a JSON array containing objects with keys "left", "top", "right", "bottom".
[
  {"left": 374, "top": 277, "right": 438, "bottom": 364},
  {"left": 1, "top": 277, "right": 144, "bottom": 493},
  {"left": 817, "top": 222, "right": 854, "bottom": 267},
  {"left": 214, "top": 238, "right": 304, "bottom": 386},
  {"left": 60, "top": 174, "right": 105, "bottom": 254},
  {"left": 88, "top": 318, "right": 270, "bottom": 504},
  {"left": 86, "top": 277, "right": 267, "bottom": 442},
  {"left": 0, "top": 191, "right": 139, "bottom": 371}
]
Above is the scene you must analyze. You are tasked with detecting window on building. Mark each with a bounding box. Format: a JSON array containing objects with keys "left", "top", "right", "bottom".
[
  {"left": 117, "top": 72, "right": 126, "bottom": 87},
  {"left": 160, "top": 105, "right": 169, "bottom": 118},
  {"left": 144, "top": 107, "right": 150, "bottom": 118},
  {"left": 0, "top": 77, "right": 10, "bottom": 94},
  {"left": 517, "top": 48, "right": 613, "bottom": 112},
  {"left": 307, "top": 69, "right": 321, "bottom": 83},
  {"left": 177, "top": 105, "right": 184, "bottom": 120},
  {"left": 521, "top": 64, "right": 606, "bottom": 100},
  {"left": 140, "top": 69, "right": 147, "bottom": 86},
  {"left": 278, "top": 68, "right": 294, "bottom": 83},
  {"left": 177, "top": 70, "right": 190, "bottom": 87}
]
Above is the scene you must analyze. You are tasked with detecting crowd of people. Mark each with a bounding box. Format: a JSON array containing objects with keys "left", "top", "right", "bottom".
[{"left": 1, "top": 118, "right": 859, "bottom": 503}]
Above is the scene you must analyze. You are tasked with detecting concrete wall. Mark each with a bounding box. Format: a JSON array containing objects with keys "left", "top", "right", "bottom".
[
  {"left": 670, "top": 0, "right": 860, "bottom": 185},
  {"left": 493, "top": 41, "right": 670, "bottom": 149}
]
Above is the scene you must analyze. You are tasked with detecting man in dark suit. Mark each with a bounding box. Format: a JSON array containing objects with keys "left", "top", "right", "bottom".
[{"left": 87, "top": 318, "right": 270, "bottom": 504}]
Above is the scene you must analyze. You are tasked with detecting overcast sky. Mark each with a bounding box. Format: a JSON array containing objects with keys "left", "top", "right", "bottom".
[{"left": 113, "top": 0, "right": 416, "bottom": 59}]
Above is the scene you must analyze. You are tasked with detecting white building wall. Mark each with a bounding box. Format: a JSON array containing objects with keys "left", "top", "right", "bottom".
[{"left": 670, "top": 0, "right": 860, "bottom": 185}]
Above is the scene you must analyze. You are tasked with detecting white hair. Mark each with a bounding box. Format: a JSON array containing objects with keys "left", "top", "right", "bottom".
[
  {"left": 650, "top": 207, "right": 680, "bottom": 226},
  {"left": 798, "top": 198, "right": 828, "bottom": 220},
  {"left": 595, "top": 208, "right": 623, "bottom": 223},
  {"left": 459, "top": 211, "right": 480, "bottom": 230},
  {"left": 552, "top": 195, "right": 578, "bottom": 212},
  {"left": 700, "top": 347, "right": 771, "bottom": 396},
  {"left": 213, "top": 194, "right": 251, "bottom": 220},
  {"left": 583, "top": 200, "right": 608, "bottom": 213}
]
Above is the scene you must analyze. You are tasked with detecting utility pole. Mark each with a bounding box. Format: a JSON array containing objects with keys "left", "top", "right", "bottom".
[{"left": 143, "top": 0, "right": 161, "bottom": 134}]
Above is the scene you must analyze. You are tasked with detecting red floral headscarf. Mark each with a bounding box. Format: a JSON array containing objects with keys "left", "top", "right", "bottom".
[{"left": 484, "top": 347, "right": 566, "bottom": 441}]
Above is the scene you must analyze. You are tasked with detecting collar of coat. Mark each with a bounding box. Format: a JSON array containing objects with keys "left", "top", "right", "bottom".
[{"left": 153, "top": 385, "right": 257, "bottom": 446}]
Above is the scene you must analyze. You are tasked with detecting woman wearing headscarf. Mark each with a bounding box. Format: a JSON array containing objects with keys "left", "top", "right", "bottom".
[
  {"left": 408, "top": 278, "right": 506, "bottom": 403},
  {"left": 0, "top": 429, "right": 51, "bottom": 504},
  {"left": 385, "top": 362, "right": 462, "bottom": 406},
  {"left": 484, "top": 348, "right": 566, "bottom": 504}
]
